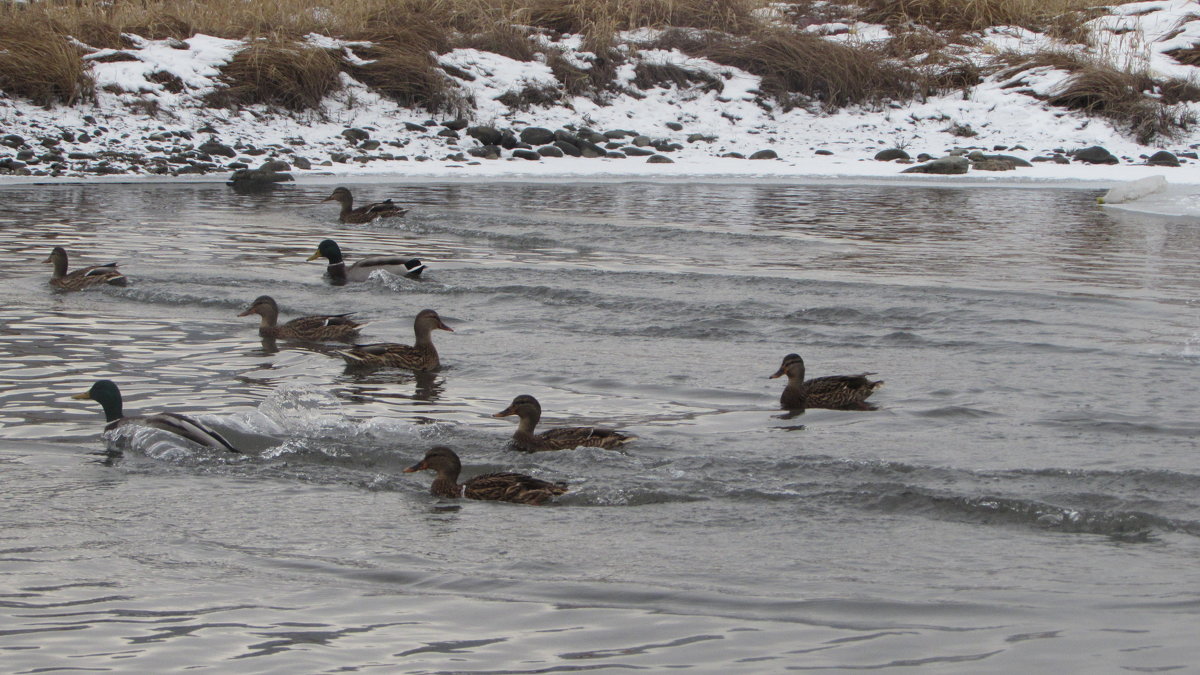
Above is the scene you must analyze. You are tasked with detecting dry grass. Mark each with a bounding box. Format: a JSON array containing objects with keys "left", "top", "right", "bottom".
[
  {"left": 345, "top": 41, "right": 467, "bottom": 115},
  {"left": 518, "top": 0, "right": 761, "bottom": 35},
  {"left": 207, "top": 37, "right": 342, "bottom": 111},
  {"left": 0, "top": 22, "right": 94, "bottom": 106},
  {"left": 849, "top": 0, "right": 1112, "bottom": 34}
]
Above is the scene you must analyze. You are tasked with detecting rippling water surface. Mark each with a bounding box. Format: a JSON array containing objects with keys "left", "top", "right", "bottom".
[{"left": 2, "top": 179, "right": 1198, "bottom": 673}]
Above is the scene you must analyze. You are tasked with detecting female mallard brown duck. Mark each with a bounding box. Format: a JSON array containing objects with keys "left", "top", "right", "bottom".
[
  {"left": 306, "top": 238, "right": 424, "bottom": 284},
  {"left": 493, "top": 394, "right": 635, "bottom": 452},
  {"left": 769, "top": 353, "right": 883, "bottom": 411},
  {"left": 336, "top": 309, "right": 452, "bottom": 370},
  {"left": 237, "top": 295, "right": 365, "bottom": 341},
  {"left": 71, "top": 379, "right": 240, "bottom": 453},
  {"left": 323, "top": 187, "right": 408, "bottom": 224},
  {"left": 43, "top": 246, "right": 127, "bottom": 290},
  {"left": 404, "top": 446, "right": 567, "bottom": 505}
]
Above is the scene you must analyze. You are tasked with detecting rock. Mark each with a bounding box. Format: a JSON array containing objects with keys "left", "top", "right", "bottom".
[
  {"left": 1178, "top": 151, "right": 1198, "bottom": 160},
  {"left": 901, "top": 155, "right": 969, "bottom": 174},
  {"left": 1073, "top": 145, "right": 1118, "bottom": 165},
  {"left": 722, "top": 152, "right": 746, "bottom": 159},
  {"left": 67, "top": 152, "right": 98, "bottom": 160},
  {"left": 622, "top": 146, "right": 655, "bottom": 157},
  {"left": 582, "top": 131, "right": 608, "bottom": 144},
  {"left": 647, "top": 154, "right": 674, "bottom": 163},
  {"left": 537, "top": 145, "right": 564, "bottom": 158},
  {"left": 972, "top": 159, "right": 1016, "bottom": 171},
  {"left": 341, "top": 128, "right": 370, "bottom": 143},
  {"left": 467, "top": 126, "right": 502, "bottom": 145},
  {"left": 1, "top": 135, "right": 24, "bottom": 148},
  {"left": 0, "top": 158, "right": 27, "bottom": 170},
  {"left": 360, "top": 139, "right": 381, "bottom": 150},
  {"left": 815, "top": 149, "right": 833, "bottom": 156},
  {"left": 467, "top": 145, "right": 502, "bottom": 159},
  {"left": 687, "top": 134, "right": 716, "bottom": 143},
  {"left": 512, "top": 149, "right": 541, "bottom": 161},
  {"left": 227, "top": 167, "right": 293, "bottom": 189},
  {"left": 329, "top": 152, "right": 350, "bottom": 163},
  {"left": 967, "top": 151, "right": 1032, "bottom": 167},
  {"left": 499, "top": 131, "right": 519, "bottom": 149},
  {"left": 436, "top": 128, "right": 459, "bottom": 139},
  {"left": 651, "top": 139, "right": 682, "bottom": 152},
  {"left": 199, "top": 140, "right": 236, "bottom": 157},
  {"left": 874, "top": 148, "right": 910, "bottom": 162},
  {"left": 665, "top": 122, "right": 683, "bottom": 131},
  {"left": 1146, "top": 150, "right": 1180, "bottom": 167},
  {"left": 554, "top": 129, "right": 582, "bottom": 146},
  {"left": 227, "top": 161, "right": 249, "bottom": 169},
  {"left": 520, "top": 127, "right": 555, "bottom": 145},
  {"left": 605, "top": 141, "right": 623, "bottom": 149},
  {"left": 258, "top": 159, "right": 290, "bottom": 172},
  {"left": 606, "top": 151, "right": 626, "bottom": 159},
  {"left": 554, "top": 140, "right": 582, "bottom": 157},
  {"left": 39, "top": 137, "right": 59, "bottom": 147},
  {"left": 16, "top": 149, "right": 35, "bottom": 160},
  {"left": 579, "top": 142, "right": 605, "bottom": 158},
  {"left": 442, "top": 118, "right": 469, "bottom": 131},
  {"left": 749, "top": 149, "right": 778, "bottom": 160},
  {"left": 604, "top": 129, "right": 635, "bottom": 139},
  {"left": 403, "top": 122, "right": 426, "bottom": 132},
  {"left": 60, "top": 131, "right": 75, "bottom": 142},
  {"left": 916, "top": 153, "right": 934, "bottom": 161},
  {"left": 292, "top": 156, "right": 312, "bottom": 170},
  {"left": 1031, "top": 154, "right": 1070, "bottom": 164},
  {"left": 632, "top": 135, "right": 652, "bottom": 147}
]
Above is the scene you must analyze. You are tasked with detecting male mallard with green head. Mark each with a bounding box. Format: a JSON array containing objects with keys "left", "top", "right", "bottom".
[
  {"left": 769, "top": 353, "right": 883, "bottom": 411},
  {"left": 336, "top": 309, "right": 452, "bottom": 371},
  {"left": 238, "top": 295, "right": 365, "bottom": 341},
  {"left": 306, "top": 238, "right": 424, "bottom": 284},
  {"left": 404, "top": 446, "right": 567, "bottom": 505},
  {"left": 71, "top": 379, "right": 240, "bottom": 453},
  {"left": 323, "top": 187, "right": 408, "bottom": 224},
  {"left": 493, "top": 394, "right": 635, "bottom": 452},
  {"left": 43, "top": 246, "right": 126, "bottom": 290}
]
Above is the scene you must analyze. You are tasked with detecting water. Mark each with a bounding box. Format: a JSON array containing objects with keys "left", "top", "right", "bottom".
[{"left": 2, "top": 179, "right": 1198, "bottom": 673}]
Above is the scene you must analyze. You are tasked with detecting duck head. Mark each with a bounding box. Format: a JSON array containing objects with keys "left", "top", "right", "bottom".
[
  {"left": 237, "top": 295, "right": 278, "bottom": 318},
  {"left": 769, "top": 353, "right": 806, "bottom": 380},
  {"left": 404, "top": 445, "right": 462, "bottom": 476},
  {"left": 306, "top": 239, "right": 344, "bottom": 264},
  {"left": 493, "top": 394, "right": 541, "bottom": 420},
  {"left": 414, "top": 309, "right": 453, "bottom": 333},
  {"left": 72, "top": 379, "right": 124, "bottom": 422},
  {"left": 42, "top": 246, "right": 68, "bottom": 276},
  {"left": 322, "top": 187, "right": 352, "bottom": 205}
]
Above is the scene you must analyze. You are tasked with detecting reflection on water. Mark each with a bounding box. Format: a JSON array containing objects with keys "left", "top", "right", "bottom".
[{"left": 2, "top": 180, "right": 1199, "bottom": 673}]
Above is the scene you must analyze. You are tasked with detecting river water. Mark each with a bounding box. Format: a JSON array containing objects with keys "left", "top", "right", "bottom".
[{"left": 1, "top": 179, "right": 1198, "bottom": 673}]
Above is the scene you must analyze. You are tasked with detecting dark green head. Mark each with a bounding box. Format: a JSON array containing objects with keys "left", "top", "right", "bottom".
[
  {"left": 307, "top": 239, "right": 344, "bottom": 264},
  {"left": 72, "top": 379, "right": 124, "bottom": 422}
]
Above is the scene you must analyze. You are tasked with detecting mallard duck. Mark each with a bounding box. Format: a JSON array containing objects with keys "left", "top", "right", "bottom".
[
  {"left": 306, "top": 238, "right": 425, "bottom": 284},
  {"left": 404, "top": 446, "right": 567, "bottom": 505},
  {"left": 71, "top": 379, "right": 240, "bottom": 453},
  {"left": 237, "top": 295, "right": 365, "bottom": 341},
  {"left": 323, "top": 187, "right": 408, "bottom": 224},
  {"left": 336, "top": 309, "right": 452, "bottom": 371},
  {"left": 43, "top": 246, "right": 126, "bottom": 290},
  {"left": 769, "top": 353, "right": 883, "bottom": 411},
  {"left": 493, "top": 394, "right": 635, "bottom": 452}
]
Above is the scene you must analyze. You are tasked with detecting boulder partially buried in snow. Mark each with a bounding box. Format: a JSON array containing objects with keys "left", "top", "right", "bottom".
[{"left": 901, "top": 155, "right": 969, "bottom": 174}]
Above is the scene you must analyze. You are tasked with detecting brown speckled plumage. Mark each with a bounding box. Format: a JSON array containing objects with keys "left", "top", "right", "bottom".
[
  {"left": 769, "top": 353, "right": 882, "bottom": 411},
  {"left": 336, "top": 309, "right": 452, "bottom": 371},
  {"left": 493, "top": 394, "right": 635, "bottom": 452},
  {"left": 323, "top": 187, "right": 407, "bottom": 224},
  {"left": 43, "top": 246, "right": 126, "bottom": 291},
  {"left": 238, "top": 295, "right": 364, "bottom": 341},
  {"left": 404, "top": 446, "right": 567, "bottom": 505}
]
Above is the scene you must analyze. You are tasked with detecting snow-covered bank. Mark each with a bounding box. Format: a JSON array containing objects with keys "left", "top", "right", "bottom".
[{"left": 3, "top": 1, "right": 1200, "bottom": 187}]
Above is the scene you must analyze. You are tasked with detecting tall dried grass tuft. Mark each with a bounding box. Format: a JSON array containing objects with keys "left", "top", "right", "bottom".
[
  {"left": 0, "top": 23, "right": 94, "bottom": 106},
  {"left": 850, "top": 0, "right": 1110, "bottom": 34},
  {"left": 345, "top": 41, "right": 467, "bottom": 115},
  {"left": 207, "top": 38, "right": 342, "bottom": 111}
]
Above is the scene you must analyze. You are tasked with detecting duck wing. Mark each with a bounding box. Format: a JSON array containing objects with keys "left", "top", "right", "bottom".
[
  {"left": 802, "top": 374, "right": 883, "bottom": 410},
  {"left": 337, "top": 342, "right": 430, "bottom": 369},
  {"left": 121, "top": 413, "right": 241, "bottom": 452},
  {"left": 58, "top": 263, "right": 127, "bottom": 289},
  {"left": 464, "top": 472, "right": 568, "bottom": 504},
  {"left": 281, "top": 314, "right": 364, "bottom": 340},
  {"left": 537, "top": 426, "right": 634, "bottom": 450},
  {"left": 361, "top": 200, "right": 407, "bottom": 218},
  {"left": 347, "top": 256, "right": 425, "bottom": 281}
]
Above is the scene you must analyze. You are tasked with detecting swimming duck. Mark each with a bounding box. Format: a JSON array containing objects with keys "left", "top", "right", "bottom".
[
  {"left": 768, "top": 353, "right": 883, "bottom": 411},
  {"left": 237, "top": 295, "right": 365, "bottom": 341},
  {"left": 306, "top": 238, "right": 425, "bottom": 284},
  {"left": 71, "top": 379, "right": 240, "bottom": 453},
  {"left": 336, "top": 309, "right": 452, "bottom": 370},
  {"left": 43, "top": 246, "right": 126, "bottom": 290},
  {"left": 493, "top": 394, "right": 635, "bottom": 452},
  {"left": 323, "top": 187, "right": 408, "bottom": 224},
  {"left": 404, "top": 446, "right": 567, "bottom": 505}
]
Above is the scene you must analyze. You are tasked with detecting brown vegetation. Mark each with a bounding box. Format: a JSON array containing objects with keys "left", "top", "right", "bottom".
[
  {"left": 0, "top": 22, "right": 94, "bottom": 106},
  {"left": 206, "top": 38, "right": 342, "bottom": 111},
  {"left": 849, "top": 0, "right": 1112, "bottom": 34}
]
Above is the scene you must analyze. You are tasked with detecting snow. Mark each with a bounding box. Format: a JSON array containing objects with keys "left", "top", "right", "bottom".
[{"left": 3, "top": 1, "right": 1200, "bottom": 217}]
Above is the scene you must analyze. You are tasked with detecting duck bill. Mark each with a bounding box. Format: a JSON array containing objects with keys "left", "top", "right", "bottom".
[
  {"left": 321, "top": 195, "right": 335, "bottom": 202},
  {"left": 768, "top": 368, "right": 785, "bottom": 379},
  {"left": 403, "top": 460, "right": 428, "bottom": 473},
  {"left": 41, "top": 255, "right": 54, "bottom": 264},
  {"left": 70, "top": 391, "right": 93, "bottom": 400},
  {"left": 492, "top": 406, "right": 516, "bottom": 418},
  {"left": 237, "top": 307, "right": 256, "bottom": 317},
  {"left": 306, "top": 251, "right": 323, "bottom": 261},
  {"left": 436, "top": 319, "right": 454, "bottom": 332}
]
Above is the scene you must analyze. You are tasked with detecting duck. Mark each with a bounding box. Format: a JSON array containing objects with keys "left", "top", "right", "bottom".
[
  {"left": 493, "top": 394, "right": 635, "bottom": 452},
  {"left": 71, "top": 379, "right": 240, "bottom": 453},
  {"left": 237, "top": 295, "right": 365, "bottom": 341},
  {"left": 336, "top": 309, "right": 452, "bottom": 371},
  {"left": 306, "top": 238, "right": 425, "bottom": 284},
  {"left": 403, "top": 446, "right": 567, "bottom": 505},
  {"left": 323, "top": 187, "right": 408, "bottom": 224},
  {"left": 43, "top": 246, "right": 127, "bottom": 290},
  {"left": 768, "top": 353, "right": 883, "bottom": 411}
]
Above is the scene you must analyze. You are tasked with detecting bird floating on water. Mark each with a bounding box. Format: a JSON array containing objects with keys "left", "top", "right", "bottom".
[
  {"left": 493, "top": 394, "right": 635, "bottom": 452},
  {"left": 43, "top": 246, "right": 126, "bottom": 290},
  {"left": 237, "top": 295, "right": 365, "bottom": 341},
  {"left": 323, "top": 187, "right": 407, "bottom": 223},
  {"left": 306, "top": 238, "right": 424, "bottom": 284},
  {"left": 336, "top": 309, "right": 452, "bottom": 371},
  {"left": 768, "top": 353, "right": 883, "bottom": 411},
  {"left": 404, "top": 446, "right": 568, "bottom": 505},
  {"left": 71, "top": 379, "right": 240, "bottom": 453}
]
